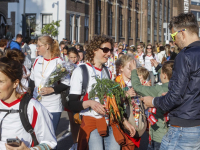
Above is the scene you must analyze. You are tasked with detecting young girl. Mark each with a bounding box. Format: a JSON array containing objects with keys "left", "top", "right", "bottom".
[
  {"left": 62, "top": 45, "right": 68, "bottom": 62},
  {"left": 0, "top": 50, "right": 56, "bottom": 150},
  {"left": 67, "top": 47, "right": 79, "bottom": 65}
]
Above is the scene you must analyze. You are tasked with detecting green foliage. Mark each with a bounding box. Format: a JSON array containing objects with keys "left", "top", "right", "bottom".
[
  {"left": 89, "top": 78, "right": 127, "bottom": 123},
  {"left": 41, "top": 20, "right": 61, "bottom": 37}
]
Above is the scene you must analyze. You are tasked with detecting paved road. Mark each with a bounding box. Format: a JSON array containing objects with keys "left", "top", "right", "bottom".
[
  {"left": 56, "top": 111, "right": 149, "bottom": 150},
  {"left": 56, "top": 111, "right": 73, "bottom": 150}
]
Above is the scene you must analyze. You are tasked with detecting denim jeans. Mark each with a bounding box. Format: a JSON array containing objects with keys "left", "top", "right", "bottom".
[
  {"left": 88, "top": 126, "right": 120, "bottom": 150},
  {"left": 51, "top": 112, "right": 61, "bottom": 132},
  {"left": 147, "top": 140, "right": 161, "bottom": 150},
  {"left": 160, "top": 126, "right": 200, "bottom": 150}
]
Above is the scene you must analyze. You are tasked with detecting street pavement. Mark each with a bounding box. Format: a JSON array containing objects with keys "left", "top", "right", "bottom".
[{"left": 56, "top": 111, "right": 149, "bottom": 150}]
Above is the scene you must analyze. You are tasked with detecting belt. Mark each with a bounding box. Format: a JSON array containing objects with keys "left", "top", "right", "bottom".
[{"left": 171, "top": 125, "right": 200, "bottom": 128}]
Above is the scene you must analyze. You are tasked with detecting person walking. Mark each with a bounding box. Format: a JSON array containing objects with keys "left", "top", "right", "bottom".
[
  {"left": 140, "top": 13, "right": 200, "bottom": 150},
  {"left": 9, "top": 34, "right": 23, "bottom": 50}
]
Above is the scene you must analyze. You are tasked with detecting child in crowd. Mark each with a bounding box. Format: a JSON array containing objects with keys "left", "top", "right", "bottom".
[
  {"left": 136, "top": 67, "right": 151, "bottom": 86},
  {"left": 67, "top": 47, "right": 79, "bottom": 65},
  {"left": 62, "top": 45, "right": 68, "bottom": 61},
  {"left": 130, "top": 60, "right": 174, "bottom": 150},
  {"left": 78, "top": 50, "right": 85, "bottom": 64},
  {"left": 118, "top": 52, "right": 124, "bottom": 58}
]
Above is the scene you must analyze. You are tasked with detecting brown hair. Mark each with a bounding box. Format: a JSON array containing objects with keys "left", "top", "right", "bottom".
[
  {"left": 16, "top": 34, "right": 23, "bottom": 39},
  {"left": 162, "top": 60, "right": 174, "bottom": 80},
  {"left": 38, "top": 36, "right": 60, "bottom": 58},
  {"left": 136, "top": 67, "right": 149, "bottom": 80},
  {"left": 115, "top": 54, "right": 134, "bottom": 76},
  {"left": 0, "top": 49, "right": 25, "bottom": 94},
  {"left": 169, "top": 13, "right": 199, "bottom": 36},
  {"left": 6, "top": 49, "right": 25, "bottom": 64},
  {"left": 145, "top": 44, "right": 155, "bottom": 57},
  {"left": 0, "top": 39, "right": 7, "bottom": 47},
  {"left": 85, "top": 35, "right": 113, "bottom": 64}
]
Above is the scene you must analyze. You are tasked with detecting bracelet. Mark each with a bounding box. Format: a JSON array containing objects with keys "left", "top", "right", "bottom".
[{"left": 30, "top": 147, "right": 39, "bottom": 150}]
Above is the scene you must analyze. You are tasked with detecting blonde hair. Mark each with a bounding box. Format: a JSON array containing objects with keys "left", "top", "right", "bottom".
[
  {"left": 38, "top": 35, "right": 60, "bottom": 58},
  {"left": 136, "top": 67, "right": 149, "bottom": 80},
  {"left": 115, "top": 54, "right": 134, "bottom": 75}
]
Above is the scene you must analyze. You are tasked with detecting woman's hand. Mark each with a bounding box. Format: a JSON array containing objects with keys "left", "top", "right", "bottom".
[
  {"left": 5, "top": 141, "right": 30, "bottom": 150},
  {"left": 40, "top": 87, "right": 54, "bottom": 95},
  {"left": 126, "top": 88, "right": 136, "bottom": 97},
  {"left": 90, "top": 100, "right": 106, "bottom": 115},
  {"left": 123, "top": 119, "right": 136, "bottom": 137}
]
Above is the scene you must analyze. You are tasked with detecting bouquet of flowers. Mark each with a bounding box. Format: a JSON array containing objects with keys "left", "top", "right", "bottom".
[
  {"left": 89, "top": 78, "right": 128, "bottom": 124},
  {"left": 37, "top": 61, "right": 75, "bottom": 101}
]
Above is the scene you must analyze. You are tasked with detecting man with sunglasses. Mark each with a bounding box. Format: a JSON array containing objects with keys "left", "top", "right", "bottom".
[{"left": 140, "top": 13, "right": 200, "bottom": 149}]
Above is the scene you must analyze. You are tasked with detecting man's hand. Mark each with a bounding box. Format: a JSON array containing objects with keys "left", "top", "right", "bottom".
[
  {"left": 162, "top": 92, "right": 167, "bottom": 96},
  {"left": 129, "top": 59, "right": 137, "bottom": 71},
  {"left": 140, "top": 96, "right": 154, "bottom": 108}
]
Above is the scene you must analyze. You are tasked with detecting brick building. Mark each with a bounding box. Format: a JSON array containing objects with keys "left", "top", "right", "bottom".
[{"left": 0, "top": 0, "right": 199, "bottom": 45}]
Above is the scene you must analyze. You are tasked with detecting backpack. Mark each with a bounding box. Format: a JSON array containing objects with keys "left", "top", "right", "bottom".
[
  {"left": 0, "top": 93, "right": 39, "bottom": 146},
  {"left": 125, "top": 96, "right": 147, "bottom": 138},
  {"left": 61, "top": 64, "right": 110, "bottom": 110}
]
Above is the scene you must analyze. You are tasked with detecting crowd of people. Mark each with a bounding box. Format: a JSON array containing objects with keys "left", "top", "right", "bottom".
[{"left": 0, "top": 12, "right": 199, "bottom": 150}]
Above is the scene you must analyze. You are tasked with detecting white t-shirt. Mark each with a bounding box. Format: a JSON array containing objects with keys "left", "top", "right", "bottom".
[
  {"left": 137, "top": 53, "right": 145, "bottom": 66},
  {"left": 144, "top": 54, "right": 159, "bottom": 71},
  {"left": 17, "top": 65, "right": 30, "bottom": 93},
  {"left": 30, "top": 56, "right": 70, "bottom": 112},
  {"left": 0, "top": 97, "right": 57, "bottom": 150},
  {"left": 70, "top": 63, "right": 111, "bottom": 119},
  {"left": 29, "top": 44, "right": 37, "bottom": 59}
]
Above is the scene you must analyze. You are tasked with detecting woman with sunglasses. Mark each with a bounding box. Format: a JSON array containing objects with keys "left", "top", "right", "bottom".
[
  {"left": 143, "top": 44, "right": 159, "bottom": 86},
  {"left": 68, "top": 35, "right": 135, "bottom": 150}
]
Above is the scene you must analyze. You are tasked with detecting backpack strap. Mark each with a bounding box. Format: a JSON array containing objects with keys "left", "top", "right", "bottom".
[
  {"left": 19, "top": 93, "right": 39, "bottom": 146},
  {"left": 102, "top": 65, "right": 110, "bottom": 79},
  {"left": 79, "top": 64, "right": 89, "bottom": 101},
  {"left": 0, "top": 109, "right": 21, "bottom": 140}
]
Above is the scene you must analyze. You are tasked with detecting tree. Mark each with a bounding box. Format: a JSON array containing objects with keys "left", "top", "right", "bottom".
[{"left": 41, "top": 20, "right": 61, "bottom": 37}]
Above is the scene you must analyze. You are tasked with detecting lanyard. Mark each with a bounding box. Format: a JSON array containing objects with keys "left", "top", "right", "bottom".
[{"left": 91, "top": 64, "right": 102, "bottom": 79}]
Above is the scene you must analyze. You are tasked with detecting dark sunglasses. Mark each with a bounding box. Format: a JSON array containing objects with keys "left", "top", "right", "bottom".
[{"left": 99, "top": 47, "right": 113, "bottom": 53}]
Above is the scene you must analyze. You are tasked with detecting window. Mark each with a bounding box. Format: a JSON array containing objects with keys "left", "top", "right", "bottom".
[
  {"left": 95, "top": 0, "right": 101, "bottom": 35},
  {"left": 136, "top": 0, "right": 139, "bottom": 39},
  {"left": 168, "top": 0, "right": 171, "bottom": 23},
  {"left": 85, "top": 16, "right": 89, "bottom": 42},
  {"left": 128, "top": 16, "right": 131, "bottom": 38},
  {"left": 75, "top": 15, "right": 80, "bottom": 42},
  {"left": 154, "top": 0, "right": 158, "bottom": 42},
  {"left": 42, "top": 14, "right": 52, "bottom": 28},
  {"left": 26, "top": 14, "right": 36, "bottom": 37},
  {"left": 69, "top": 15, "right": 74, "bottom": 41},
  {"left": 108, "top": 4, "right": 112, "bottom": 36},
  {"left": 119, "top": 7, "right": 123, "bottom": 37},
  {"left": 147, "top": 0, "right": 151, "bottom": 42},
  {"left": 159, "top": 1, "right": 162, "bottom": 42},
  {"left": 164, "top": 0, "right": 167, "bottom": 22},
  {"left": 191, "top": 0, "right": 200, "bottom": 5},
  {"left": 0, "top": 14, "right": 6, "bottom": 38},
  {"left": 191, "top": 11, "right": 200, "bottom": 21}
]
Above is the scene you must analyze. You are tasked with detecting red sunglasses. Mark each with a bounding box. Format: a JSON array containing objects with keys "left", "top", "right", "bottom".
[{"left": 99, "top": 47, "right": 113, "bottom": 53}]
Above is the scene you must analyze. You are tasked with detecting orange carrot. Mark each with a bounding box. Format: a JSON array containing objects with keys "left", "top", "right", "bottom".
[
  {"left": 110, "top": 95, "right": 121, "bottom": 120},
  {"left": 106, "top": 95, "right": 110, "bottom": 110}
]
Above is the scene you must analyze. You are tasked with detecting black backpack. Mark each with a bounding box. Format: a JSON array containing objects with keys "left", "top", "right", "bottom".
[
  {"left": 0, "top": 93, "right": 39, "bottom": 146},
  {"left": 61, "top": 64, "right": 110, "bottom": 109}
]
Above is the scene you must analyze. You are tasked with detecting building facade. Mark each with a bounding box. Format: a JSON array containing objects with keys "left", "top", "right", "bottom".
[{"left": 1, "top": 0, "right": 199, "bottom": 45}]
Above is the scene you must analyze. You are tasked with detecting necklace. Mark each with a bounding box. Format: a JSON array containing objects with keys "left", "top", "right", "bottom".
[{"left": 42, "top": 58, "right": 52, "bottom": 77}]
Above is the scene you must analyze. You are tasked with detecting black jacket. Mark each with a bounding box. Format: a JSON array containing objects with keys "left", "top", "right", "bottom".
[{"left": 154, "top": 40, "right": 200, "bottom": 127}]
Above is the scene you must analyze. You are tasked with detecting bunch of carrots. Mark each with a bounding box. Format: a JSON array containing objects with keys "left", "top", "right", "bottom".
[{"left": 89, "top": 78, "right": 127, "bottom": 124}]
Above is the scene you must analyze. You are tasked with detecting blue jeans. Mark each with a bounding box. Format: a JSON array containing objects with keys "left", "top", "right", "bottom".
[
  {"left": 88, "top": 126, "right": 120, "bottom": 150},
  {"left": 160, "top": 126, "right": 200, "bottom": 150},
  {"left": 147, "top": 140, "right": 161, "bottom": 150},
  {"left": 51, "top": 112, "right": 61, "bottom": 132}
]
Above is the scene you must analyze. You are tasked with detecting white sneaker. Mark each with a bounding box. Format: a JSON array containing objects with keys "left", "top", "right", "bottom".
[
  {"left": 69, "top": 143, "right": 77, "bottom": 150},
  {"left": 67, "top": 124, "right": 71, "bottom": 132}
]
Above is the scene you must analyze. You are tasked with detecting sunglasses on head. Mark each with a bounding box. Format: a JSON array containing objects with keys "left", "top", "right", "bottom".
[{"left": 99, "top": 47, "right": 113, "bottom": 53}]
